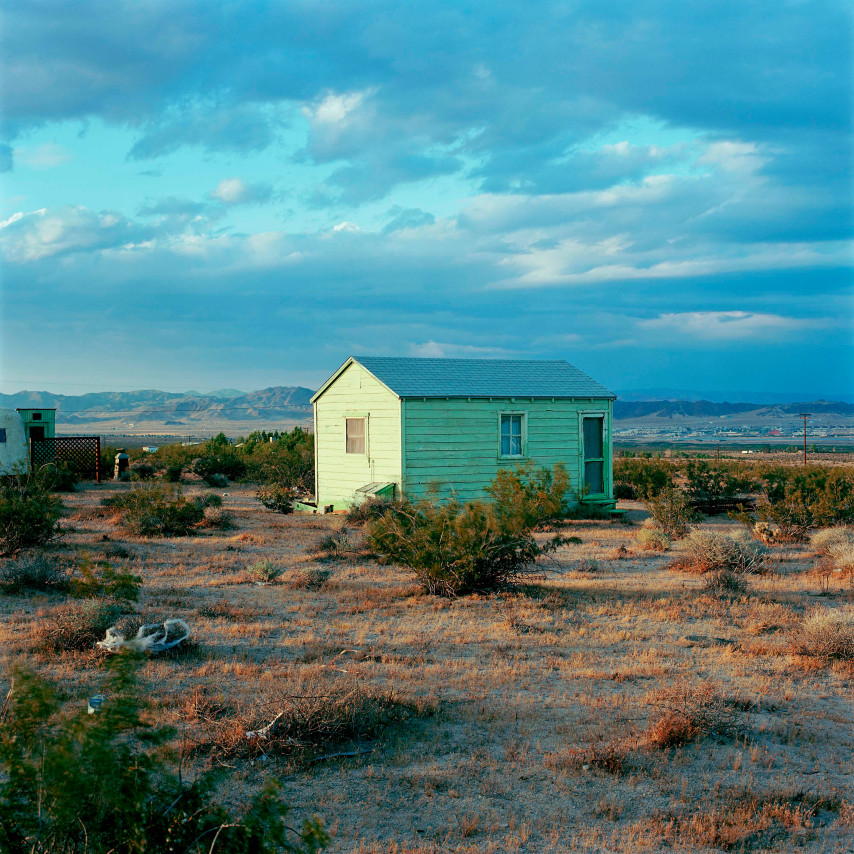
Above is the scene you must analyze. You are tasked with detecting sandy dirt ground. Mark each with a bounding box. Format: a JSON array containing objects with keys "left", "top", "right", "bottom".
[{"left": 1, "top": 481, "right": 852, "bottom": 853}]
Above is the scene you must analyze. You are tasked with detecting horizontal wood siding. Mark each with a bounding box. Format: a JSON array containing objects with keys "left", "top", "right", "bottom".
[
  {"left": 315, "top": 363, "right": 402, "bottom": 508},
  {"left": 402, "top": 398, "right": 612, "bottom": 503}
]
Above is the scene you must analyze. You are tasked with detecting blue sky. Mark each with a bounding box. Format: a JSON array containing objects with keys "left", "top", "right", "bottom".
[{"left": 1, "top": 0, "right": 851, "bottom": 397}]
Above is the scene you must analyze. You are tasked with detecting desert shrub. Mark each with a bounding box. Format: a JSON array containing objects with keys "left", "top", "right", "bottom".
[
  {"left": 36, "top": 599, "right": 123, "bottom": 652},
  {"left": 200, "top": 493, "right": 223, "bottom": 508},
  {"left": 193, "top": 447, "right": 247, "bottom": 485},
  {"left": 199, "top": 505, "right": 235, "bottom": 530},
  {"left": 193, "top": 676, "right": 417, "bottom": 763},
  {"left": 346, "top": 497, "right": 399, "bottom": 525},
  {"left": 614, "top": 482, "right": 636, "bottom": 500},
  {"left": 684, "top": 460, "right": 756, "bottom": 515},
  {"left": 257, "top": 482, "right": 297, "bottom": 514},
  {"left": 827, "top": 542, "right": 854, "bottom": 574},
  {"left": 670, "top": 530, "right": 768, "bottom": 575},
  {"left": 290, "top": 567, "right": 332, "bottom": 590},
  {"left": 487, "top": 463, "right": 570, "bottom": 531},
  {"left": 703, "top": 569, "right": 750, "bottom": 597},
  {"left": 796, "top": 609, "right": 854, "bottom": 660},
  {"left": 637, "top": 526, "right": 671, "bottom": 552},
  {"left": 36, "top": 463, "right": 78, "bottom": 493},
  {"left": 131, "top": 463, "right": 155, "bottom": 481},
  {"left": 204, "top": 472, "right": 231, "bottom": 487},
  {"left": 613, "top": 458, "right": 674, "bottom": 499},
  {"left": 646, "top": 684, "right": 739, "bottom": 748},
  {"left": 315, "top": 529, "right": 354, "bottom": 560},
  {"left": 575, "top": 558, "right": 600, "bottom": 573},
  {"left": 249, "top": 559, "right": 284, "bottom": 583},
  {"left": 811, "top": 526, "right": 854, "bottom": 555},
  {"left": 643, "top": 486, "right": 696, "bottom": 539},
  {"left": 367, "top": 498, "right": 558, "bottom": 596},
  {"left": 244, "top": 426, "right": 315, "bottom": 491},
  {"left": 0, "top": 657, "right": 329, "bottom": 854},
  {"left": 69, "top": 557, "right": 142, "bottom": 604},
  {"left": 750, "top": 466, "right": 854, "bottom": 542},
  {"left": 164, "top": 464, "right": 182, "bottom": 483},
  {"left": 112, "top": 484, "right": 204, "bottom": 536},
  {"left": 0, "top": 554, "right": 68, "bottom": 593},
  {"left": 0, "top": 475, "right": 64, "bottom": 556}
]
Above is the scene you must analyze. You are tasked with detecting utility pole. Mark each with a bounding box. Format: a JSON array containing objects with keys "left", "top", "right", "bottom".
[{"left": 798, "top": 413, "right": 811, "bottom": 465}]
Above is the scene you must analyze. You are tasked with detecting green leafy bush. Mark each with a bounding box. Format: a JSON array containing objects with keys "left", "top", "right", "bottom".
[
  {"left": 131, "top": 463, "right": 155, "bottom": 481},
  {"left": 257, "top": 482, "right": 297, "bottom": 514},
  {"left": 613, "top": 458, "right": 674, "bottom": 500},
  {"left": 244, "top": 427, "right": 315, "bottom": 491},
  {"left": 486, "top": 463, "right": 569, "bottom": 531},
  {"left": 643, "top": 487, "right": 696, "bottom": 540},
  {"left": 0, "top": 475, "right": 64, "bottom": 556},
  {"left": 70, "top": 557, "right": 142, "bottom": 604},
  {"left": 37, "top": 463, "right": 79, "bottom": 493},
  {"left": 684, "top": 460, "right": 756, "bottom": 515},
  {"left": 0, "top": 656, "right": 329, "bottom": 853},
  {"left": 108, "top": 485, "right": 205, "bottom": 537},
  {"left": 752, "top": 467, "right": 854, "bottom": 542},
  {"left": 193, "top": 435, "right": 247, "bottom": 484},
  {"left": 367, "top": 498, "right": 557, "bottom": 596}
]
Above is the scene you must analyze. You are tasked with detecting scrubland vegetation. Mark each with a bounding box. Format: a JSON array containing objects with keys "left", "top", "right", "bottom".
[{"left": 1, "top": 446, "right": 853, "bottom": 852}]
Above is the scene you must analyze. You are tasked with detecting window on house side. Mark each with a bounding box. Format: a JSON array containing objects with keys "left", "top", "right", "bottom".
[
  {"left": 345, "top": 418, "right": 366, "bottom": 455},
  {"left": 500, "top": 414, "right": 524, "bottom": 457},
  {"left": 583, "top": 417, "right": 605, "bottom": 494},
  {"left": 0, "top": 428, "right": 6, "bottom": 443}
]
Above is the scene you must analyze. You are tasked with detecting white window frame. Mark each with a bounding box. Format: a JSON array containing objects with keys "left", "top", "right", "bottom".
[
  {"left": 344, "top": 413, "right": 369, "bottom": 457},
  {"left": 579, "top": 411, "right": 608, "bottom": 496},
  {"left": 498, "top": 411, "right": 527, "bottom": 459}
]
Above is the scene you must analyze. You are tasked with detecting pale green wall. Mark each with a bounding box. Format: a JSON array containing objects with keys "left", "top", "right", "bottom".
[
  {"left": 401, "top": 397, "right": 613, "bottom": 503},
  {"left": 314, "top": 362, "right": 402, "bottom": 508}
]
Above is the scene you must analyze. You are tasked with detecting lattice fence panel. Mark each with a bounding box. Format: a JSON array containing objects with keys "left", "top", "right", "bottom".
[{"left": 31, "top": 437, "right": 101, "bottom": 482}]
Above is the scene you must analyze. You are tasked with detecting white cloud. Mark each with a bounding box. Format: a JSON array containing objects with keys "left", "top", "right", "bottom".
[
  {"left": 637, "top": 311, "right": 823, "bottom": 341},
  {"left": 13, "top": 143, "right": 72, "bottom": 170},
  {"left": 210, "top": 178, "right": 272, "bottom": 205}
]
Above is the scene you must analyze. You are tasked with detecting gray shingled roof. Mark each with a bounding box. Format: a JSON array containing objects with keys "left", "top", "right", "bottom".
[{"left": 354, "top": 357, "right": 615, "bottom": 399}]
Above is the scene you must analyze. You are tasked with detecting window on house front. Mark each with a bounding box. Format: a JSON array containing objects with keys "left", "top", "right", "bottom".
[
  {"left": 582, "top": 416, "right": 605, "bottom": 494},
  {"left": 500, "top": 414, "right": 524, "bottom": 457},
  {"left": 32, "top": 413, "right": 42, "bottom": 421},
  {"left": 345, "top": 418, "right": 366, "bottom": 454}
]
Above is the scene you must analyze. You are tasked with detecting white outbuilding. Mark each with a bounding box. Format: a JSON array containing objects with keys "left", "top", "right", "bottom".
[{"left": 0, "top": 409, "right": 30, "bottom": 475}]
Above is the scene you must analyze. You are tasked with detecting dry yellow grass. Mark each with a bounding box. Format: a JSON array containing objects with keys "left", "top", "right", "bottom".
[{"left": 1, "top": 481, "right": 853, "bottom": 852}]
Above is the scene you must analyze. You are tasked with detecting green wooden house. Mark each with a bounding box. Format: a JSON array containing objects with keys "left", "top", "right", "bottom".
[{"left": 311, "top": 356, "right": 616, "bottom": 511}]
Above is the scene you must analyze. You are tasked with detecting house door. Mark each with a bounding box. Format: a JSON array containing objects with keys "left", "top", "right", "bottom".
[
  {"left": 29, "top": 426, "right": 46, "bottom": 441},
  {"left": 582, "top": 417, "right": 605, "bottom": 495}
]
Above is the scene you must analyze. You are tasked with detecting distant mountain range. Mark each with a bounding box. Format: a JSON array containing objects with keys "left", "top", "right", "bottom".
[
  {"left": 0, "top": 387, "right": 851, "bottom": 425},
  {"left": 0, "top": 387, "right": 314, "bottom": 425}
]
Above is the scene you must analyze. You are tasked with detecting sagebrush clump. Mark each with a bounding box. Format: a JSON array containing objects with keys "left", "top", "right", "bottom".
[
  {"left": 637, "top": 525, "right": 671, "bottom": 552},
  {"left": 0, "top": 554, "right": 68, "bottom": 593},
  {"left": 796, "top": 609, "right": 854, "bottom": 660},
  {"left": 643, "top": 486, "right": 696, "bottom": 540},
  {"left": 105, "top": 485, "right": 205, "bottom": 536},
  {"left": 0, "top": 475, "right": 63, "bottom": 556},
  {"left": 36, "top": 599, "right": 123, "bottom": 652},
  {"left": 670, "top": 530, "right": 768, "bottom": 575}
]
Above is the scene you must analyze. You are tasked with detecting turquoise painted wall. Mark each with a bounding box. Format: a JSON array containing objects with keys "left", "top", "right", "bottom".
[{"left": 401, "top": 397, "right": 613, "bottom": 503}]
